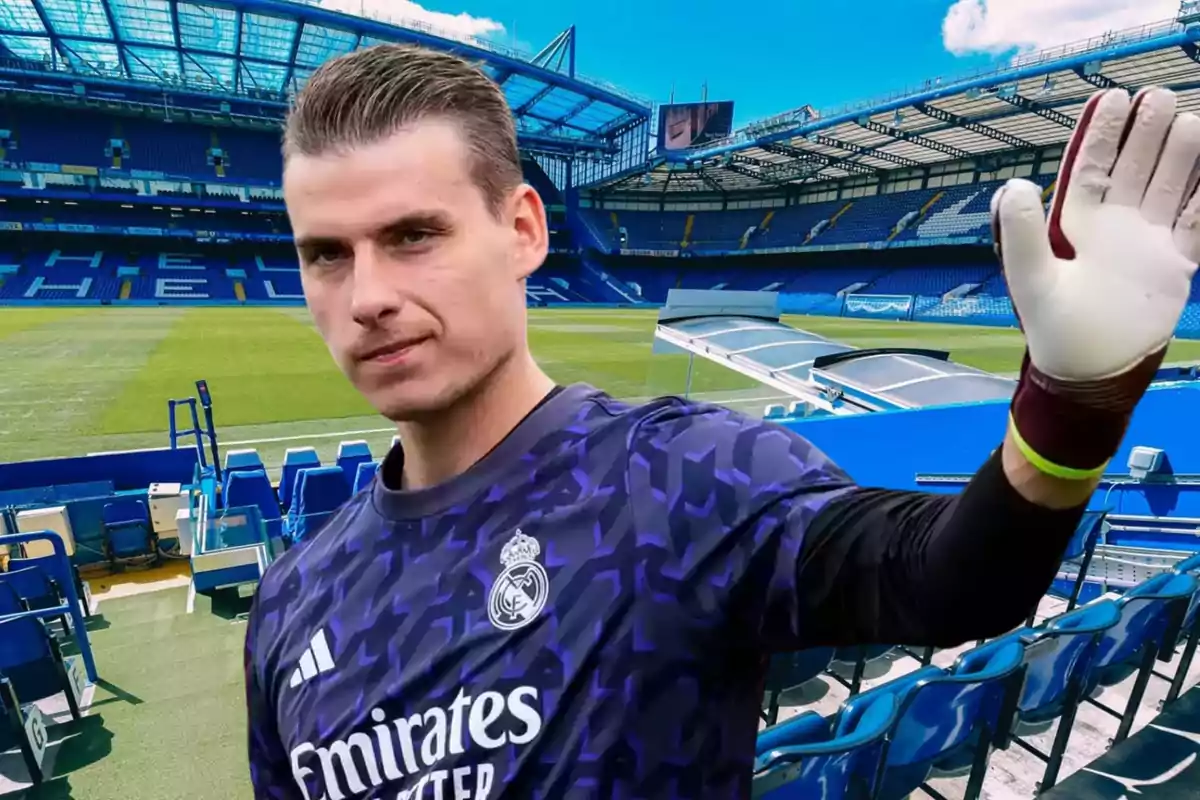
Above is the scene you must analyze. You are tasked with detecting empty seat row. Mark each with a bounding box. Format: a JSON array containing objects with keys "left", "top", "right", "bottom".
[
  {"left": 220, "top": 439, "right": 392, "bottom": 547},
  {"left": 754, "top": 549, "right": 1200, "bottom": 798},
  {"left": 224, "top": 439, "right": 387, "bottom": 504}
]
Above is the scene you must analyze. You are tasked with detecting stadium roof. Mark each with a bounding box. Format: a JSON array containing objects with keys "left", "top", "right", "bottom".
[
  {"left": 655, "top": 314, "right": 1015, "bottom": 413},
  {"left": 594, "top": 13, "right": 1200, "bottom": 193},
  {"left": 0, "top": 0, "right": 651, "bottom": 155}
]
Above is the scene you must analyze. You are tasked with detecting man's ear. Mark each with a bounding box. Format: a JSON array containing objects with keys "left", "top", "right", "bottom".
[{"left": 508, "top": 183, "right": 549, "bottom": 281}]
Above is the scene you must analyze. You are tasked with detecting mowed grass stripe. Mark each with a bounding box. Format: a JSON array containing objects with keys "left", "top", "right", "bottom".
[
  {"left": 527, "top": 308, "right": 760, "bottom": 398},
  {"left": 0, "top": 307, "right": 185, "bottom": 451},
  {"left": 97, "top": 307, "right": 372, "bottom": 434},
  {"left": 0, "top": 306, "right": 87, "bottom": 339}
]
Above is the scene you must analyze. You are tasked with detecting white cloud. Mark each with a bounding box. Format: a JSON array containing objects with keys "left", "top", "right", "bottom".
[
  {"left": 942, "top": 0, "right": 1180, "bottom": 56},
  {"left": 315, "top": 0, "right": 506, "bottom": 43}
]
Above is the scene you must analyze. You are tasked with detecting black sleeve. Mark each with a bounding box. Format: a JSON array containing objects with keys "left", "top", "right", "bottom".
[{"left": 795, "top": 447, "right": 1087, "bottom": 648}]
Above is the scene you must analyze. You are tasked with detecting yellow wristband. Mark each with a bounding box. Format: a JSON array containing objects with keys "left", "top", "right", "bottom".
[{"left": 1008, "top": 414, "right": 1110, "bottom": 481}]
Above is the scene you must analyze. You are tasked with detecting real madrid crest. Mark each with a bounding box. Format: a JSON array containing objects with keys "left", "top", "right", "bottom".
[{"left": 487, "top": 530, "right": 549, "bottom": 631}]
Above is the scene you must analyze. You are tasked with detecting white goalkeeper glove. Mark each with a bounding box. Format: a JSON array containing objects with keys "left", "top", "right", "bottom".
[{"left": 992, "top": 86, "right": 1200, "bottom": 478}]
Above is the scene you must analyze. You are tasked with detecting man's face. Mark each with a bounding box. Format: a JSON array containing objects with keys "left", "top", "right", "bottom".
[{"left": 284, "top": 119, "right": 546, "bottom": 420}]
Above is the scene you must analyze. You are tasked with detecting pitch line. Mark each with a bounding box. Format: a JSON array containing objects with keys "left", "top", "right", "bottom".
[
  {"left": 223, "top": 427, "right": 396, "bottom": 447},
  {"left": 221, "top": 394, "right": 795, "bottom": 448}
]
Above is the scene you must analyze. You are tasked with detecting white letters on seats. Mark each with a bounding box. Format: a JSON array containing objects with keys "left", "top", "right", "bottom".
[
  {"left": 44, "top": 250, "right": 102, "bottom": 268},
  {"left": 158, "top": 253, "right": 206, "bottom": 271},
  {"left": 24, "top": 275, "right": 92, "bottom": 298},
  {"left": 154, "top": 278, "right": 209, "bottom": 299}
]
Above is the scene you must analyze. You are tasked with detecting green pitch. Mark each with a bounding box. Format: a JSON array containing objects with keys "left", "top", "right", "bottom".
[{"left": 4, "top": 305, "right": 1200, "bottom": 467}]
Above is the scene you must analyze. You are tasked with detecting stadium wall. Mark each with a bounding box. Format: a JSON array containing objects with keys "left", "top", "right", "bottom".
[
  {"left": 0, "top": 447, "right": 201, "bottom": 566},
  {"left": 789, "top": 383, "right": 1200, "bottom": 522}
]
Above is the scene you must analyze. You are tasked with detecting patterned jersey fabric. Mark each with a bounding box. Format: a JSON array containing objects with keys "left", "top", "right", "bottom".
[{"left": 245, "top": 383, "right": 855, "bottom": 799}]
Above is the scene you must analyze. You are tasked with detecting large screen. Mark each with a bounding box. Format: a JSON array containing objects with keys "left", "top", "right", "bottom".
[{"left": 657, "top": 101, "right": 735, "bottom": 152}]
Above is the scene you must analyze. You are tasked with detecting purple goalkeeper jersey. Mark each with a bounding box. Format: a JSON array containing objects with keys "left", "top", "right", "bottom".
[{"left": 245, "top": 383, "right": 855, "bottom": 799}]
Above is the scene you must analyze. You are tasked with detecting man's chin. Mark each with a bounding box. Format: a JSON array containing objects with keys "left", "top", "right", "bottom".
[{"left": 366, "top": 384, "right": 463, "bottom": 422}]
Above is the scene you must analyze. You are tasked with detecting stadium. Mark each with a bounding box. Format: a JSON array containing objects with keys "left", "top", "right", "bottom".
[{"left": 0, "top": 0, "right": 1199, "bottom": 796}]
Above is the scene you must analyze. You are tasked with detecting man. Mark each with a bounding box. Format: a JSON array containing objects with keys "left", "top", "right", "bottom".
[{"left": 246, "top": 43, "right": 1200, "bottom": 799}]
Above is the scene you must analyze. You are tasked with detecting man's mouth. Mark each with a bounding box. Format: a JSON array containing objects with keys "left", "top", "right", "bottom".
[{"left": 357, "top": 337, "right": 430, "bottom": 366}]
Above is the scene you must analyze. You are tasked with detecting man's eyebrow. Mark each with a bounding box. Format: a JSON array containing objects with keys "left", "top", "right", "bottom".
[
  {"left": 376, "top": 211, "right": 453, "bottom": 235},
  {"left": 294, "top": 212, "right": 453, "bottom": 251},
  {"left": 294, "top": 234, "right": 343, "bottom": 251}
]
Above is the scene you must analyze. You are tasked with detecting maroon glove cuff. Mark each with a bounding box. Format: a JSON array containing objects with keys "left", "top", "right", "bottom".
[{"left": 1010, "top": 348, "right": 1164, "bottom": 476}]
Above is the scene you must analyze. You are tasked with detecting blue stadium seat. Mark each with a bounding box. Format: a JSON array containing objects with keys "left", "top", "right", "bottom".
[
  {"left": 0, "top": 567, "right": 67, "bottom": 631},
  {"left": 0, "top": 675, "right": 50, "bottom": 784},
  {"left": 0, "top": 615, "right": 83, "bottom": 722},
  {"left": 9, "top": 555, "right": 91, "bottom": 619},
  {"left": 1072, "top": 571, "right": 1199, "bottom": 743},
  {"left": 1175, "top": 551, "right": 1200, "bottom": 575},
  {"left": 763, "top": 404, "right": 787, "bottom": 420},
  {"left": 761, "top": 648, "right": 835, "bottom": 726},
  {"left": 286, "top": 466, "right": 352, "bottom": 544},
  {"left": 223, "top": 469, "right": 283, "bottom": 546},
  {"left": 754, "top": 692, "right": 899, "bottom": 799},
  {"left": 1026, "top": 509, "right": 1107, "bottom": 625},
  {"left": 840, "top": 640, "right": 1024, "bottom": 800},
  {"left": 353, "top": 461, "right": 380, "bottom": 493},
  {"left": 335, "top": 440, "right": 373, "bottom": 489},
  {"left": 957, "top": 599, "right": 1121, "bottom": 790},
  {"left": 830, "top": 644, "right": 894, "bottom": 696},
  {"left": 101, "top": 499, "right": 155, "bottom": 568},
  {"left": 1159, "top": 555, "right": 1200, "bottom": 707},
  {"left": 223, "top": 448, "right": 265, "bottom": 474},
  {"left": 280, "top": 447, "right": 321, "bottom": 511},
  {"left": 0, "top": 583, "right": 24, "bottom": 617}
]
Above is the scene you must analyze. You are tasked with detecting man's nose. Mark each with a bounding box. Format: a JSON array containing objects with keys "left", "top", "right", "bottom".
[{"left": 349, "top": 245, "right": 401, "bottom": 327}]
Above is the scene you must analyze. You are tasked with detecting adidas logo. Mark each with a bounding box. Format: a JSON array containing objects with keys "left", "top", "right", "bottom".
[{"left": 289, "top": 629, "right": 335, "bottom": 688}]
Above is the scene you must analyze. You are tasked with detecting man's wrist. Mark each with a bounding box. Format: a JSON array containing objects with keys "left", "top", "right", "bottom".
[
  {"left": 1001, "top": 429, "right": 1101, "bottom": 510},
  {"left": 1008, "top": 349, "right": 1160, "bottom": 479}
]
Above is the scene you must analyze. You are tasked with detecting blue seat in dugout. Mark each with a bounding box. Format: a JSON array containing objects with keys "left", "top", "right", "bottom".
[
  {"left": 1072, "top": 571, "right": 1198, "bottom": 744},
  {"left": 761, "top": 648, "right": 835, "bottom": 726},
  {"left": 956, "top": 599, "right": 1121, "bottom": 791},
  {"left": 101, "top": 498, "right": 155, "bottom": 567},
  {"left": 754, "top": 693, "right": 899, "bottom": 800},
  {"left": 224, "top": 469, "right": 284, "bottom": 544},
  {"left": 287, "top": 466, "right": 352, "bottom": 543},
  {"left": 280, "top": 447, "right": 321, "bottom": 511},
  {"left": 223, "top": 447, "right": 265, "bottom": 475},
  {"left": 353, "top": 460, "right": 380, "bottom": 493},
  {"left": 335, "top": 440, "right": 373, "bottom": 489},
  {"left": 839, "top": 639, "right": 1024, "bottom": 800}
]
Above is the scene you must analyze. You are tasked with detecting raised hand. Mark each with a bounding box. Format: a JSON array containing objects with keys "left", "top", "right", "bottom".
[{"left": 992, "top": 87, "right": 1200, "bottom": 478}]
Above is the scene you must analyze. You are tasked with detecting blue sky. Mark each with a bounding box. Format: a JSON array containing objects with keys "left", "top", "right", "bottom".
[
  {"left": 325, "top": 0, "right": 1179, "bottom": 125},
  {"left": 465, "top": 0, "right": 1002, "bottom": 122}
]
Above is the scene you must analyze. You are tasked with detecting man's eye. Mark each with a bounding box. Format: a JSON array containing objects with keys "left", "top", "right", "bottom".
[
  {"left": 302, "top": 248, "right": 346, "bottom": 267},
  {"left": 393, "top": 230, "right": 435, "bottom": 247}
]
